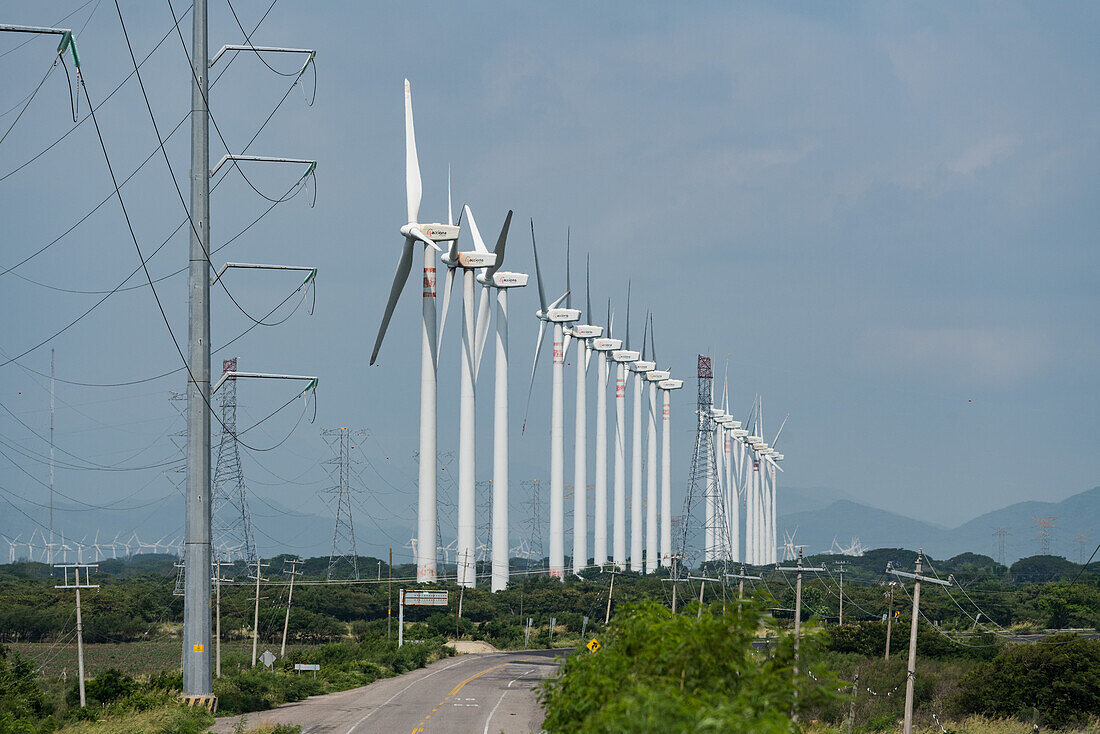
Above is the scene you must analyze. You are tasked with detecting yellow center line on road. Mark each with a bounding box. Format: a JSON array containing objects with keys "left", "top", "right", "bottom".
[{"left": 449, "top": 662, "right": 508, "bottom": 697}]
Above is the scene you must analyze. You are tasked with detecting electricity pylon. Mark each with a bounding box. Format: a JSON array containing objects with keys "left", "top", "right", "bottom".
[
  {"left": 322, "top": 428, "right": 365, "bottom": 580},
  {"left": 675, "top": 355, "right": 727, "bottom": 573},
  {"left": 212, "top": 358, "right": 257, "bottom": 567}
]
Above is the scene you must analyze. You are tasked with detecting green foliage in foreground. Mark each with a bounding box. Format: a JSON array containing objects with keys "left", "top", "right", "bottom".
[
  {"left": 955, "top": 636, "right": 1100, "bottom": 729},
  {"left": 540, "top": 599, "right": 837, "bottom": 733}
]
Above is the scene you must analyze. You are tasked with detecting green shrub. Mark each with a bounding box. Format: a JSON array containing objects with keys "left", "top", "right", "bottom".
[
  {"left": 954, "top": 636, "right": 1100, "bottom": 729},
  {"left": 540, "top": 600, "right": 837, "bottom": 732}
]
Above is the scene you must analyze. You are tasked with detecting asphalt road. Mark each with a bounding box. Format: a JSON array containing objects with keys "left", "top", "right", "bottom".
[{"left": 210, "top": 649, "right": 562, "bottom": 734}]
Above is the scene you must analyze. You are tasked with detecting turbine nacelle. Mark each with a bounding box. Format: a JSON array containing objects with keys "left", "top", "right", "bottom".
[
  {"left": 658, "top": 378, "right": 684, "bottom": 390},
  {"left": 546, "top": 307, "right": 581, "bottom": 323},
  {"left": 728, "top": 420, "right": 742, "bottom": 429},
  {"left": 457, "top": 251, "right": 496, "bottom": 268},
  {"left": 709, "top": 408, "right": 726, "bottom": 418},
  {"left": 488, "top": 271, "right": 528, "bottom": 288},
  {"left": 715, "top": 414, "right": 734, "bottom": 424},
  {"left": 420, "top": 223, "right": 460, "bottom": 242},
  {"left": 774, "top": 453, "right": 785, "bottom": 461},
  {"left": 570, "top": 325, "right": 603, "bottom": 339},
  {"left": 732, "top": 428, "right": 748, "bottom": 438},
  {"left": 752, "top": 442, "right": 768, "bottom": 451},
  {"left": 645, "top": 370, "right": 670, "bottom": 382},
  {"left": 591, "top": 337, "right": 621, "bottom": 351},
  {"left": 631, "top": 359, "right": 655, "bottom": 373},
  {"left": 611, "top": 349, "right": 639, "bottom": 363}
]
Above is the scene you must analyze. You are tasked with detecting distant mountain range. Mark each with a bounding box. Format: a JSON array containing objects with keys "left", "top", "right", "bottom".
[
  {"left": 5, "top": 481, "right": 1096, "bottom": 566},
  {"left": 779, "top": 486, "right": 1100, "bottom": 563}
]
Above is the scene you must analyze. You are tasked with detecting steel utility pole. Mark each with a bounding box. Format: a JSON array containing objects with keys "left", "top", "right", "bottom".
[
  {"left": 387, "top": 547, "right": 393, "bottom": 640},
  {"left": 884, "top": 581, "right": 896, "bottom": 660},
  {"left": 183, "top": 0, "right": 213, "bottom": 698},
  {"left": 280, "top": 558, "right": 302, "bottom": 657},
  {"left": 776, "top": 547, "right": 824, "bottom": 722},
  {"left": 250, "top": 558, "right": 269, "bottom": 667},
  {"left": 887, "top": 550, "right": 952, "bottom": 734},
  {"left": 55, "top": 564, "right": 97, "bottom": 707}
]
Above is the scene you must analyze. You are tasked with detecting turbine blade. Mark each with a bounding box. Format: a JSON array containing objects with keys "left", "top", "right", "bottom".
[
  {"left": 447, "top": 164, "right": 453, "bottom": 226},
  {"left": 474, "top": 285, "right": 491, "bottom": 378},
  {"left": 563, "top": 331, "right": 572, "bottom": 360},
  {"left": 465, "top": 204, "right": 489, "bottom": 254},
  {"left": 649, "top": 313, "right": 656, "bottom": 364},
  {"left": 521, "top": 319, "right": 548, "bottom": 434},
  {"left": 625, "top": 280, "right": 631, "bottom": 349},
  {"left": 584, "top": 340, "right": 592, "bottom": 373},
  {"left": 549, "top": 290, "right": 569, "bottom": 310},
  {"left": 530, "top": 219, "right": 547, "bottom": 312},
  {"left": 490, "top": 210, "right": 513, "bottom": 275},
  {"left": 586, "top": 253, "right": 592, "bottom": 325},
  {"left": 641, "top": 310, "right": 649, "bottom": 361},
  {"left": 370, "top": 238, "right": 416, "bottom": 364},
  {"left": 410, "top": 226, "right": 442, "bottom": 252},
  {"left": 404, "top": 79, "right": 422, "bottom": 224},
  {"left": 607, "top": 297, "right": 612, "bottom": 336},
  {"left": 437, "top": 266, "right": 456, "bottom": 354},
  {"left": 566, "top": 228, "right": 571, "bottom": 310}
]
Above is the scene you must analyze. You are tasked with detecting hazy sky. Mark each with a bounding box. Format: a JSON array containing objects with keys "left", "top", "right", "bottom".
[{"left": 1, "top": 1, "right": 1097, "bottom": 559}]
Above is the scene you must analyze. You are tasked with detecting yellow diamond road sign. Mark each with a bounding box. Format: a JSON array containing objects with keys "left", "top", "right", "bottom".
[{"left": 586, "top": 638, "right": 600, "bottom": 652}]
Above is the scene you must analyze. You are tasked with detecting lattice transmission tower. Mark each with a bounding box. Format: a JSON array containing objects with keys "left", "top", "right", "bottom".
[
  {"left": 675, "top": 355, "right": 728, "bottom": 572},
  {"left": 521, "top": 478, "right": 545, "bottom": 565},
  {"left": 211, "top": 358, "right": 257, "bottom": 568},
  {"left": 322, "top": 428, "right": 365, "bottom": 580},
  {"left": 1033, "top": 516, "right": 1057, "bottom": 556},
  {"left": 991, "top": 526, "right": 1010, "bottom": 566}
]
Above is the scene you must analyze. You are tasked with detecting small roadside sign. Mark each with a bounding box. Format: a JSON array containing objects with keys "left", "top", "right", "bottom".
[
  {"left": 586, "top": 638, "right": 601, "bottom": 653},
  {"left": 259, "top": 650, "right": 275, "bottom": 669}
]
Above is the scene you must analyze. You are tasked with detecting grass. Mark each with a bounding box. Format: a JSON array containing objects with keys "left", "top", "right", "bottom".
[
  {"left": 11, "top": 640, "right": 310, "bottom": 678},
  {"left": 804, "top": 715, "right": 1100, "bottom": 733}
]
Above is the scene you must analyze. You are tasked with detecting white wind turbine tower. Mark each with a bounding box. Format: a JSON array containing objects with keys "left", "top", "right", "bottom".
[
  {"left": 609, "top": 288, "right": 639, "bottom": 569},
  {"left": 657, "top": 374, "right": 684, "bottom": 567},
  {"left": 469, "top": 210, "right": 525, "bottom": 592},
  {"left": 641, "top": 315, "right": 669, "bottom": 573},
  {"left": 438, "top": 204, "right": 497, "bottom": 588},
  {"left": 706, "top": 402, "right": 727, "bottom": 563},
  {"left": 564, "top": 248, "right": 602, "bottom": 576},
  {"left": 720, "top": 381, "right": 743, "bottom": 563},
  {"left": 523, "top": 221, "right": 579, "bottom": 580},
  {"left": 716, "top": 411, "right": 737, "bottom": 562},
  {"left": 743, "top": 415, "right": 763, "bottom": 564},
  {"left": 588, "top": 299, "right": 620, "bottom": 568},
  {"left": 627, "top": 314, "right": 655, "bottom": 571},
  {"left": 370, "top": 80, "right": 460, "bottom": 584}
]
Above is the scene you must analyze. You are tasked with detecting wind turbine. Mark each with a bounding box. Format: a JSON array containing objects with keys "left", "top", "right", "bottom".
[
  {"left": 628, "top": 315, "right": 655, "bottom": 571},
  {"left": 370, "top": 80, "right": 460, "bottom": 583},
  {"left": 438, "top": 204, "right": 497, "bottom": 588},
  {"left": 641, "top": 314, "right": 669, "bottom": 574},
  {"left": 474, "top": 209, "right": 526, "bottom": 592},
  {"left": 657, "top": 375, "right": 684, "bottom": 567},
  {"left": 706, "top": 402, "right": 727, "bottom": 563},
  {"left": 589, "top": 299, "right": 621, "bottom": 568},
  {"left": 608, "top": 287, "right": 638, "bottom": 570},
  {"left": 565, "top": 248, "right": 602, "bottom": 576},
  {"left": 523, "top": 221, "right": 579, "bottom": 580}
]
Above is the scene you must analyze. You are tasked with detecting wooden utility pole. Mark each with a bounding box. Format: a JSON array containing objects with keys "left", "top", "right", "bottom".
[
  {"left": 605, "top": 570, "right": 618, "bottom": 624},
  {"left": 887, "top": 549, "right": 952, "bottom": 734},
  {"left": 884, "top": 581, "right": 896, "bottom": 660},
  {"left": 280, "top": 558, "right": 302, "bottom": 657},
  {"left": 387, "top": 548, "right": 392, "bottom": 640},
  {"left": 776, "top": 547, "right": 824, "bottom": 723},
  {"left": 250, "top": 558, "right": 269, "bottom": 667},
  {"left": 847, "top": 670, "right": 859, "bottom": 734},
  {"left": 54, "top": 564, "right": 97, "bottom": 708},
  {"left": 726, "top": 566, "right": 763, "bottom": 601}
]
